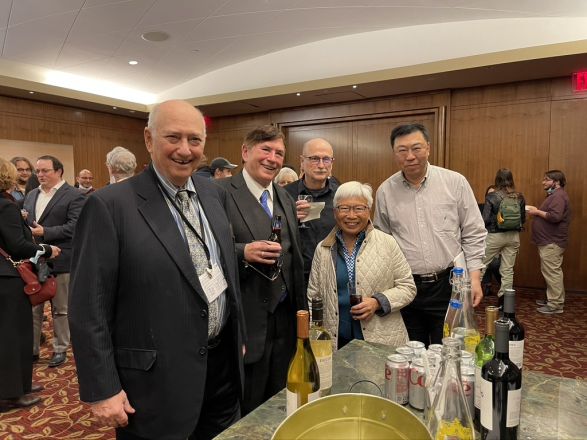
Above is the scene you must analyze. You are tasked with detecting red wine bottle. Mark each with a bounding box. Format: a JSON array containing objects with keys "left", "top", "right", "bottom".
[
  {"left": 503, "top": 289, "right": 525, "bottom": 369},
  {"left": 480, "top": 319, "right": 522, "bottom": 440}
]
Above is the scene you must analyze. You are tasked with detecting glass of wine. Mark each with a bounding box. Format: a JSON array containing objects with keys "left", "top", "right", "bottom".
[
  {"left": 297, "top": 194, "right": 313, "bottom": 229},
  {"left": 349, "top": 282, "right": 362, "bottom": 307}
]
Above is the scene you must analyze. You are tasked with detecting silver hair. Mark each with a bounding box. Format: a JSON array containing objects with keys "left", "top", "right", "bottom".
[
  {"left": 274, "top": 167, "right": 298, "bottom": 185},
  {"left": 333, "top": 181, "right": 373, "bottom": 209},
  {"left": 106, "top": 146, "right": 137, "bottom": 176}
]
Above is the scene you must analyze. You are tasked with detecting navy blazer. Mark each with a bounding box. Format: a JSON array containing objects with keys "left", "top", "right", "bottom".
[
  {"left": 68, "top": 166, "right": 245, "bottom": 440},
  {"left": 23, "top": 182, "right": 85, "bottom": 273},
  {"left": 218, "top": 172, "right": 306, "bottom": 364}
]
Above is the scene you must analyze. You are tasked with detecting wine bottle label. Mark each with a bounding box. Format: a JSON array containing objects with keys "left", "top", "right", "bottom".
[
  {"left": 316, "top": 355, "right": 333, "bottom": 389},
  {"left": 506, "top": 388, "right": 522, "bottom": 427},
  {"left": 509, "top": 339, "right": 524, "bottom": 369},
  {"left": 480, "top": 377, "right": 492, "bottom": 429},
  {"left": 474, "top": 365, "right": 481, "bottom": 409},
  {"left": 286, "top": 389, "right": 320, "bottom": 416}
]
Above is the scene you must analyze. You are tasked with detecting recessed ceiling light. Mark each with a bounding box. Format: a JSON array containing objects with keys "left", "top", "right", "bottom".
[
  {"left": 29, "top": 91, "right": 35, "bottom": 94},
  {"left": 129, "top": 110, "right": 135, "bottom": 113},
  {"left": 352, "top": 85, "right": 358, "bottom": 89},
  {"left": 112, "top": 106, "right": 117, "bottom": 110},
  {"left": 296, "top": 92, "right": 301, "bottom": 96},
  {"left": 141, "top": 31, "right": 170, "bottom": 42},
  {"left": 128, "top": 60, "right": 138, "bottom": 65}
]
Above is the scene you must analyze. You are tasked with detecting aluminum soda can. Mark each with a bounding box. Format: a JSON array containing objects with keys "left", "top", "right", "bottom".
[
  {"left": 395, "top": 346, "right": 415, "bottom": 363},
  {"left": 409, "top": 357, "right": 426, "bottom": 410},
  {"left": 461, "top": 365, "right": 475, "bottom": 418},
  {"left": 385, "top": 354, "right": 409, "bottom": 405},
  {"left": 406, "top": 340, "right": 426, "bottom": 357}
]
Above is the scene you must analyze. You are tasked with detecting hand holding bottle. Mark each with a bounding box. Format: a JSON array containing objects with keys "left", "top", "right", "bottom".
[{"left": 244, "top": 240, "right": 281, "bottom": 264}]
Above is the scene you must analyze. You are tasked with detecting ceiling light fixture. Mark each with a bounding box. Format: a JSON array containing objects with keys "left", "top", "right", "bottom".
[
  {"left": 29, "top": 91, "right": 35, "bottom": 94},
  {"left": 112, "top": 106, "right": 117, "bottom": 110},
  {"left": 352, "top": 85, "right": 358, "bottom": 89},
  {"left": 296, "top": 92, "right": 301, "bottom": 96},
  {"left": 141, "top": 31, "right": 170, "bottom": 42},
  {"left": 128, "top": 60, "right": 138, "bottom": 65}
]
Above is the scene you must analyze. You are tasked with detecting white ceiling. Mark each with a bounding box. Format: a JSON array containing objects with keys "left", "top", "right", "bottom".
[{"left": 1, "top": 0, "right": 587, "bottom": 110}]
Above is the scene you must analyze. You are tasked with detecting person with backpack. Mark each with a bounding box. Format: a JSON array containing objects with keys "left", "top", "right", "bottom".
[{"left": 481, "top": 168, "right": 526, "bottom": 306}]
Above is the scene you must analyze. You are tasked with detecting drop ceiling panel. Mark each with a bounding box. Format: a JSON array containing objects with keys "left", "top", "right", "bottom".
[
  {"left": 9, "top": 0, "right": 83, "bottom": 26},
  {"left": 215, "top": 0, "right": 307, "bottom": 15},
  {"left": 69, "top": 0, "right": 152, "bottom": 35},
  {"left": 138, "top": 0, "right": 219, "bottom": 27}
]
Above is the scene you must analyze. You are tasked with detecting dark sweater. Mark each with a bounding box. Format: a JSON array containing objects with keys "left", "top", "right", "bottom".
[{"left": 531, "top": 188, "right": 571, "bottom": 248}]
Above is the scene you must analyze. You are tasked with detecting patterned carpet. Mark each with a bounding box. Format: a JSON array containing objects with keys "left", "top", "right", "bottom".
[{"left": 1, "top": 288, "right": 585, "bottom": 439}]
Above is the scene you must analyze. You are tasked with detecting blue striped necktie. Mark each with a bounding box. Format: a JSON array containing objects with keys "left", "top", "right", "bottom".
[{"left": 259, "top": 190, "right": 272, "bottom": 218}]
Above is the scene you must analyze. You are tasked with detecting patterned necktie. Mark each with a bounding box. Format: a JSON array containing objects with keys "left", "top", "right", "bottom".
[
  {"left": 176, "top": 190, "right": 219, "bottom": 336},
  {"left": 260, "top": 190, "right": 272, "bottom": 218}
]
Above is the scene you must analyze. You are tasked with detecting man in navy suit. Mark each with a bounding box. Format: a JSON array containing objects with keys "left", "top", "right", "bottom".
[
  {"left": 23, "top": 155, "right": 85, "bottom": 367},
  {"left": 69, "top": 100, "right": 245, "bottom": 440},
  {"left": 218, "top": 125, "right": 305, "bottom": 415}
]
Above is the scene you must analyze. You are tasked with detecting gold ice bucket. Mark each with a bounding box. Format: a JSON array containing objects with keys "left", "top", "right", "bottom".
[{"left": 272, "top": 393, "right": 431, "bottom": 439}]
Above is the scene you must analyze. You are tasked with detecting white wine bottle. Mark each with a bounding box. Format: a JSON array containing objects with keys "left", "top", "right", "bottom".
[
  {"left": 286, "top": 310, "right": 320, "bottom": 416},
  {"left": 310, "top": 298, "right": 332, "bottom": 396}
]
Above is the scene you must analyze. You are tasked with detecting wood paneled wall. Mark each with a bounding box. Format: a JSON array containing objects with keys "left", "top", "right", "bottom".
[
  {"left": 206, "top": 79, "right": 586, "bottom": 292},
  {"left": 0, "top": 96, "right": 148, "bottom": 187}
]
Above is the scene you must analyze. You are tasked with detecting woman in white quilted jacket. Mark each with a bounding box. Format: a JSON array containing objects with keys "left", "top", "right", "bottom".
[{"left": 307, "top": 181, "right": 416, "bottom": 350}]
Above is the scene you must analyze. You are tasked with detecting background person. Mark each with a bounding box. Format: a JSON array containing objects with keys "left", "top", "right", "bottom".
[
  {"left": 374, "top": 123, "right": 486, "bottom": 346},
  {"left": 76, "top": 169, "right": 95, "bottom": 194},
  {"left": 273, "top": 167, "right": 298, "bottom": 187},
  {"left": 9, "top": 156, "right": 33, "bottom": 203},
  {"left": 527, "top": 170, "right": 571, "bottom": 314},
  {"left": 481, "top": 168, "right": 526, "bottom": 306},
  {"left": 0, "top": 158, "right": 60, "bottom": 410},
  {"left": 106, "top": 146, "right": 137, "bottom": 183},
  {"left": 210, "top": 157, "right": 237, "bottom": 179},
  {"left": 307, "top": 181, "right": 416, "bottom": 350},
  {"left": 69, "top": 100, "right": 245, "bottom": 440},
  {"left": 23, "top": 155, "right": 85, "bottom": 367}
]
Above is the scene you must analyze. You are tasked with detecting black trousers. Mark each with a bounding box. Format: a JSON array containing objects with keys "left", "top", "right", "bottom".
[
  {"left": 241, "top": 299, "right": 295, "bottom": 416},
  {"left": 116, "top": 329, "right": 240, "bottom": 440},
  {"left": 400, "top": 273, "right": 452, "bottom": 347}
]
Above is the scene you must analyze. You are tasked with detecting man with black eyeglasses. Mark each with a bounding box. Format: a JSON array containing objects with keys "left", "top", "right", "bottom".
[{"left": 285, "top": 138, "right": 339, "bottom": 283}]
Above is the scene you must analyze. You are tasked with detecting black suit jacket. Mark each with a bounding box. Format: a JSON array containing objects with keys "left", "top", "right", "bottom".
[
  {"left": 0, "top": 195, "right": 45, "bottom": 277},
  {"left": 23, "top": 182, "right": 85, "bottom": 273},
  {"left": 218, "top": 172, "right": 306, "bottom": 364},
  {"left": 69, "top": 167, "right": 245, "bottom": 440}
]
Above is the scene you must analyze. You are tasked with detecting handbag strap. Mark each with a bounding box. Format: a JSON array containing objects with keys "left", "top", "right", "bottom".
[{"left": 0, "top": 245, "right": 20, "bottom": 266}]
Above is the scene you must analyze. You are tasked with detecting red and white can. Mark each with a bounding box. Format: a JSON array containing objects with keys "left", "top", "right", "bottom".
[
  {"left": 385, "top": 354, "right": 409, "bottom": 405},
  {"left": 409, "top": 358, "right": 426, "bottom": 410}
]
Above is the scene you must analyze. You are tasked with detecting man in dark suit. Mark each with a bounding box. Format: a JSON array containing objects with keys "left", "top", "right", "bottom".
[
  {"left": 23, "top": 155, "right": 85, "bottom": 367},
  {"left": 218, "top": 125, "right": 305, "bottom": 415},
  {"left": 69, "top": 100, "right": 245, "bottom": 440}
]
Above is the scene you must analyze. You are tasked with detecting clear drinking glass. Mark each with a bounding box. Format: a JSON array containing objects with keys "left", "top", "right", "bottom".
[{"left": 298, "top": 194, "right": 313, "bottom": 229}]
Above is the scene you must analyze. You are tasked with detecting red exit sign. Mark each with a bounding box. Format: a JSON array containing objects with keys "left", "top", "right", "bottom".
[{"left": 573, "top": 71, "right": 587, "bottom": 92}]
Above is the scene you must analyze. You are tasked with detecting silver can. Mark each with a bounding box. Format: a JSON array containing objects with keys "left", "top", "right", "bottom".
[
  {"left": 461, "top": 365, "right": 475, "bottom": 418},
  {"left": 395, "top": 346, "right": 415, "bottom": 363},
  {"left": 409, "top": 358, "right": 426, "bottom": 410},
  {"left": 385, "top": 354, "right": 409, "bottom": 405},
  {"left": 406, "top": 340, "right": 426, "bottom": 357}
]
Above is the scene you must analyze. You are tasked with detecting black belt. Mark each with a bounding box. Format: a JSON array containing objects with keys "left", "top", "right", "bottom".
[{"left": 413, "top": 266, "right": 453, "bottom": 284}]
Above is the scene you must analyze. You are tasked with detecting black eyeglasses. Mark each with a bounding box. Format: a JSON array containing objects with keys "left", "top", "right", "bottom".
[{"left": 303, "top": 156, "right": 334, "bottom": 165}]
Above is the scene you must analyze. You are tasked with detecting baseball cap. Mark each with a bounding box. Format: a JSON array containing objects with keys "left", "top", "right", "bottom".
[{"left": 210, "top": 157, "right": 237, "bottom": 171}]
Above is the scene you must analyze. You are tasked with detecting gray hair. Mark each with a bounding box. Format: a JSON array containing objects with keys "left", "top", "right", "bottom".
[
  {"left": 106, "top": 146, "right": 137, "bottom": 177},
  {"left": 274, "top": 167, "right": 298, "bottom": 185},
  {"left": 333, "top": 181, "right": 373, "bottom": 209}
]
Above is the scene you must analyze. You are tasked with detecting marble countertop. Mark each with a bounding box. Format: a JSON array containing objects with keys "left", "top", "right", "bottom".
[{"left": 214, "top": 340, "right": 587, "bottom": 439}]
